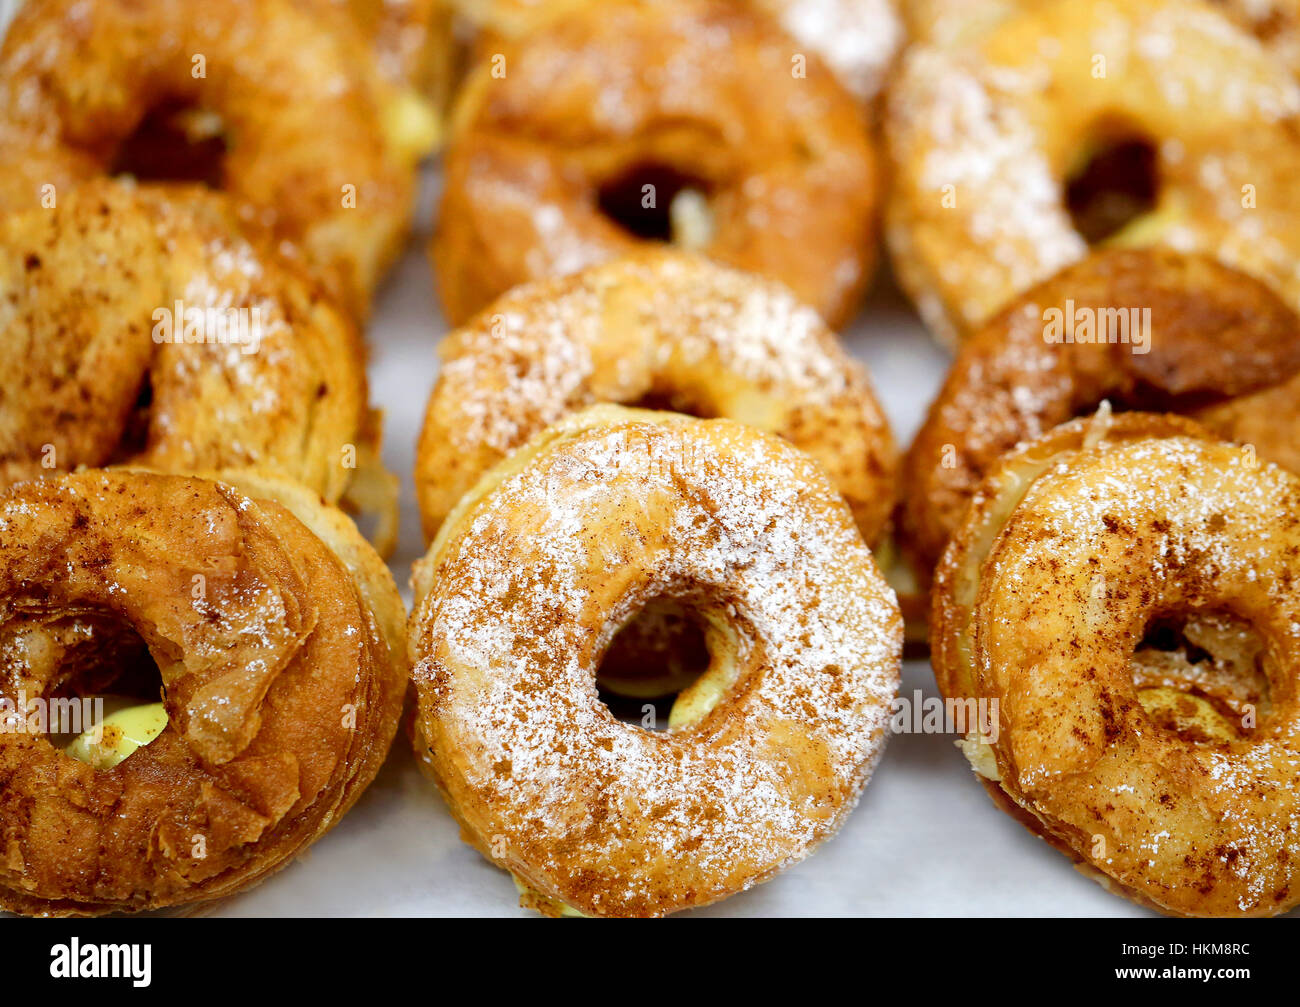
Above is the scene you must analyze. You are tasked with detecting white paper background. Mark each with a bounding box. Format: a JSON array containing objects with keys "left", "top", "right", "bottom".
[{"left": 201, "top": 169, "right": 1157, "bottom": 917}]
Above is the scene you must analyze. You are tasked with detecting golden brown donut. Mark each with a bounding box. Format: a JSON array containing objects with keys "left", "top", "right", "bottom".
[
  {"left": 449, "top": 0, "right": 904, "bottom": 102},
  {"left": 0, "top": 179, "right": 398, "bottom": 554},
  {"left": 931, "top": 411, "right": 1300, "bottom": 917},
  {"left": 409, "top": 406, "right": 902, "bottom": 917},
  {"left": 885, "top": 0, "right": 1300, "bottom": 346},
  {"left": 0, "top": 0, "right": 434, "bottom": 317},
  {"left": 416, "top": 250, "right": 897, "bottom": 546},
  {"left": 433, "top": 0, "right": 879, "bottom": 329},
  {"left": 899, "top": 248, "right": 1300, "bottom": 589},
  {"left": 0, "top": 468, "right": 407, "bottom": 916}
]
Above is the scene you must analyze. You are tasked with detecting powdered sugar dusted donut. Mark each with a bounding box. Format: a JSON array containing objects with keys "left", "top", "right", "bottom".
[
  {"left": 885, "top": 0, "right": 1300, "bottom": 346},
  {"left": 415, "top": 251, "right": 896, "bottom": 546},
  {"left": 409, "top": 406, "right": 902, "bottom": 917}
]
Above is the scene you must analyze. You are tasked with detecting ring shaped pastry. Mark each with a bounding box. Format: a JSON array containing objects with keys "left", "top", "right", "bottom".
[
  {"left": 416, "top": 251, "right": 897, "bottom": 546},
  {"left": 899, "top": 249, "right": 1300, "bottom": 587},
  {"left": 0, "top": 0, "right": 432, "bottom": 316},
  {"left": 433, "top": 0, "right": 879, "bottom": 329},
  {"left": 0, "top": 180, "right": 398, "bottom": 555},
  {"left": 409, "top": 406, "right": 902, "bottom": 917},
  {"left": 0, "top": 469, "right": 407, "bottom": 916},
  {"left": 932, "top": 412, "right": 1300, "bottom": 917},
  {"left": 885, "top": 0, "right": 1300, "bottom": 346}
]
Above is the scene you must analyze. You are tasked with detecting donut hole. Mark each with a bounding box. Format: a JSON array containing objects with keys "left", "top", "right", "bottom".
[
  {"left": 110, "top": 371, "right": 155, "bottom": 462},
  {"left": 1065, "top": 128, "right": 1158, "bottom": 244},
  {"left": 594, "top": 593, "right": 752, "bottom": 733},
  {"left": 3, "top": 608, "right": 168, "bottom": 761},
  {"left": 1131, "top": 609, "right": 1272, "bottom": 744},
  {"left": 596, "top": 598, "right": 711, "bottom": 731},
  {"left": 623, "top": 389, "right": 718, "bottom": 420},
  {"left": 111, "top": 98, "right": 228, "bottom": 189},
  {"left": 596, "top": 163, "right": 714, "bottom": 245}
]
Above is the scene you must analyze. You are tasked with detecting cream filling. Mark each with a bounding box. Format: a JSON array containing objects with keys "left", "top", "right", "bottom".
[
  {"left": 669, "top": 189, "right": 714, "bottom": 250},
  {"left": 64, "top": 702, "right": 168, "bottom": 770},
  {"left": 382, "top": 89, "right": 442, "bottom": 162}
]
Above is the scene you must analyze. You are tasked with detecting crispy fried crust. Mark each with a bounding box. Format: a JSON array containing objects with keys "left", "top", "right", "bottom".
[
  {"left": 416, "top": 250, "right": 896, "bottom": 545},
  {"left": 0, "top": 469, "right": 407, "bottom": 916},
  {"left": 0, "top": 0, "right": 424, "bottom": 316},
  {"left": 931, "top": 413, "right": 1300, "bottom": 917},
  {"left": 433, "top": 0, "right": 878, "bottom": 329},
  {"left": 899, "top": 248, "right": 1300, "bottom": 588},
  {"left": 409, "top": 406, "right": 901, "bottom": 917},
  {"left": 885, "top": 0, "right": 1300, "bottom": 346},
  {"left": 447, "top": 0, "right": 903, "bottom": 102},
  {"left": 0, "top": 179, "right": 397, "bottom": 550}
]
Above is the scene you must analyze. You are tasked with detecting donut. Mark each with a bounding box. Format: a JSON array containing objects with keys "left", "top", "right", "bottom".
[
  {"left": 899, "top": 248, "right": 1300, "bottom": 588},
  {"left": 447, "top": 0, "right": 903, "bottom": 102},
  {"left": 415, "top": 250, "right": 897, "bottom": 546},
  {"left": 409, "top": 405, "right": 902, "bottom": 917},
  {"left": 433, "top": 0, "right": 879, "bottom": 329},
  {"left": 0, "top": 179, "right": 398, "bottom": 554},
  {"left": 931, "top": 411, "right": 1300, "bottom": 917},
  {"left": 0, "top": 0, "right": 436, "bottom": 317},
  {"left": 0, "top": 468, "right": 407, "bottom": 916},
  {"left": 884, "top": 0, "right": 1300, "bottom": 346}
]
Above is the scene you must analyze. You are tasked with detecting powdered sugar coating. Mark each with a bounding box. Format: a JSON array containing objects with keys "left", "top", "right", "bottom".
[
  {"left": 885, "top": 0, "right": 1300, "bottom": 345},
  {"left": 935, "top": 418, "right": 1300, "bottom": 916},
  {"left": 409, "top": 408, "right": 902, "bottom": 917},
  {"left": 416, "top": 252, "right": 896, "bottom": 543},
  {"left": 762, "top": 0, "right": 903, "bottom": 100},
  {"left": 0, "top": 180, "right": 367, "bottom": 507}
]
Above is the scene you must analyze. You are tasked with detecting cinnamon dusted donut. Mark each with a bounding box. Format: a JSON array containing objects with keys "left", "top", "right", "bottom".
[
  {"left": 448, "top": 0, "right": 903, "bottom": 102},
  {"left": 0, "top": 468, "right": 407, "bottom": 916},
  {"left": 885, "top": 0, "right": 1300, "bottom": 346},
  {"left": 0, "top": 179, "right": 398, "bottom": 554},
  {"left": 899, "top": 249, "right": 1300, "bottom": 588},
  {"left": 0, "top": 0, "right": 436, "bottom": 317},
  {"left": 409, "top": 406, "right": 902, "bottom": 917},
  {"left": 931, "top": 412, "right": 1300, "bottom": 917},
  {"left": 433, "top": 0, "right": 879, "bottom": 329},
  {"left": 416, "top": 251, "right": 897, "bottom": 546}
]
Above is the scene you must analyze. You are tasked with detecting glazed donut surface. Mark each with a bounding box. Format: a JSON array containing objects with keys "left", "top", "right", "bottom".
[
  {"left": 409, "top": 406, "right": 902, "bottom": 917},
  {"left": 434, "top": 0, "right": 878, "bottom": 329},
  {"left": 0, "top": 469, "right": 407, "bottom": 916},
  {"left": 416, "top": 251, "right": 896, "bottom": 545},
  {"left": 899, "top": 248, "right": 1300, "bottom": 585},
  {"left": 885, "top": 0, "right": 1300, "bottom": 345},
  {"left": 932, "top": 413, "right": 1300, "bottom": 917}
]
